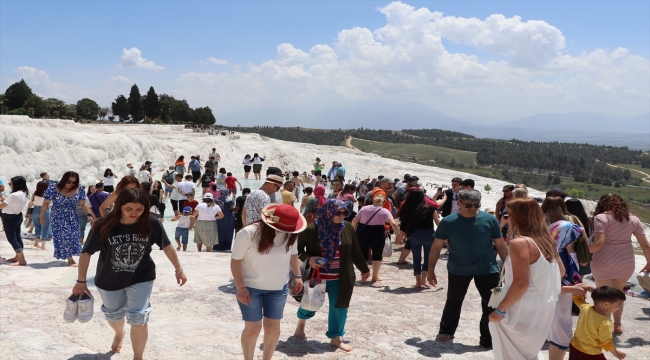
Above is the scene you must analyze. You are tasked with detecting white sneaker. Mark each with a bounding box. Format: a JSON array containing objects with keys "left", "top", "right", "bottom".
[
  {"left": 64, "top": 294, "right": 79, "bottom": 323},
  {"left": 77, "top": 293, "right": 94, "bottom": 323}
]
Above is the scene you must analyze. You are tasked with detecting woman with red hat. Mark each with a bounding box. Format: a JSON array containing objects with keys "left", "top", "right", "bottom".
[
  {"left": 231, "top": 203, "right": 306, "bottom": 360},
  {"left": 293, "top": 199, "right": 371, "bottom": 352}
]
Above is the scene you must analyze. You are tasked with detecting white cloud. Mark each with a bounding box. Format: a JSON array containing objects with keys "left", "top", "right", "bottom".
[
  {"left": 175, "top": 1, "right": 648, "bottom": 118},
  {"left": 10, "top": 66, "right": 85, "bottom": 101},
  {"left": 118, "top": 47, "right": 164, "bottom": 71},
  {"left": 109, "top": 75, "right": 132, "bottom": 83},
  {"left": 199, "top": 57, "right": 229, "bottom": 65}
]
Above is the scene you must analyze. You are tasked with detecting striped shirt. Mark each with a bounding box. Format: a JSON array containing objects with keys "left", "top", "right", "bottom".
[{"left": 320, "top": 246, "right": 341, "bottom": 281}]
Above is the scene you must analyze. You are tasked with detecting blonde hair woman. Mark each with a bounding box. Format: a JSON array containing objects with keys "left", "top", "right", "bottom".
[{"left": 489, "top": 198, "right": 564, "bottom": 359}]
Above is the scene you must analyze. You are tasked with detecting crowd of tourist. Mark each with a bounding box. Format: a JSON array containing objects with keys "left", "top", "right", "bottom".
[{"left": 1, "top": 150, "right": 649, "bottom": 360}]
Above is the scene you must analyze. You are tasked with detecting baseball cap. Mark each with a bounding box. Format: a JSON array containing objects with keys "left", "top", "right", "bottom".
[
  {"left": 266, "top": 166, "right": 283, "bottom": 176},
  {"left": 182, "top": 206, "right": 192, "bottom": 213},
  {"left": 203, "top": 193, "right": 213, "bottom": 200}
]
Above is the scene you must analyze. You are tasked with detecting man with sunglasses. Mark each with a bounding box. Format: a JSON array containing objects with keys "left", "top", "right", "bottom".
[{"left": 427, "top": 189, "right": 508, "bottom": 349}]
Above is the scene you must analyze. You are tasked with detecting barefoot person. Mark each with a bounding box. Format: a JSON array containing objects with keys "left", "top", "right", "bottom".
[
  {"left": 427, "top": 189, "right": 508, "bottom": 348},
  {"left": 0, "top": 176, "right": 30, "bottom": 266},
  {"left": 294, "top": 199, "right": 370, "bottom": 352},
  {"left": 488, "top": 198, "right": 563, "bottom": 359},
  {"left": 396, "top": 189, "right": 439, "bottom": 288},
  {"left": 231, "top": 204, "right": 306, "bottom": 360},
  {"left": 42, "top": 171, "right": 95, "bottom": 266},
  {"left": 589, "top": 194, "right": 649, "bottom": 334},
  {"left": 72, "top": 188, "right": 187, "bottom": 360},
  {"left": 29, "top": 180, "right": 52, "bottom": 250},
  {"left": 351, "top": 191, "right": 399, "bottom": 283}
]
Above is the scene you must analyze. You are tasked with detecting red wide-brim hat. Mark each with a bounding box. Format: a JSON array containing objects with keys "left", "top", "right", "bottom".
[{"left": 261, "top": 204, "right": 307, "bottom": 234}]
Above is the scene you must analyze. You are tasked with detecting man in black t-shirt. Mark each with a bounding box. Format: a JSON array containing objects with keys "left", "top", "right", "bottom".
[{"left": 234, "top": 188, "right": 251, "bottom": 232}]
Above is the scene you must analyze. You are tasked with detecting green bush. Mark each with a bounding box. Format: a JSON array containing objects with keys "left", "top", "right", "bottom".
[{"left": 7, "top": 108, "right": 28, "bottom": 115}]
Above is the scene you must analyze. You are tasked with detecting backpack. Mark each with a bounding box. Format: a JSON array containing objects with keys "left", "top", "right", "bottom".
[{"left": 164, "top": 170, "right": 175, "bottom": 185}]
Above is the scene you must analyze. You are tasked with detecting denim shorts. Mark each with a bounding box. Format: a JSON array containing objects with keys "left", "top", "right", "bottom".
[
  {"left": 175, "top": 227, "right": 189, "bottom": 244},
  {"left": 237, "top": 284, "right": 288, "bottom": 322},
  {"left": 164, "top": 186, "right": 173, "bottom": 194},
  {"left": 97, "top": 280, "right": 154, "bottom": 325}
]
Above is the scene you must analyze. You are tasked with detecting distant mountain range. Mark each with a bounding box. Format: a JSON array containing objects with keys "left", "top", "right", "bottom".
[{"left": 215, "top": 101, "right": 650, "bottom": 149}]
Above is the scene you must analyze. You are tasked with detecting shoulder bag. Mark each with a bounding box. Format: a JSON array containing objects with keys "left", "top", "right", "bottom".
[
  {"left": 488, "top": 260, "right": 506, "bottom": 308},
  {"left": 570, "top": 215, "right": 592, "bottom": 264}
]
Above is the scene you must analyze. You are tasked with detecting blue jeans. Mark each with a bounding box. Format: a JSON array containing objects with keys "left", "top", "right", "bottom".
[
  {"left": 237, "top": 284, "right": 288, "bottom": 322},
  {"left": 409, "top": 229, "right": 434, "bottom": 276},
  {"left": 97, "top": 280, "right": 154, "bottom": 325},
  {"left": 1, "top": 212, "right": 24, "bottom": 253},
  {"left": 297, "top": 280, "right": 347, "bottom": 338},
  {"left": 175, "top": 227, "right": 189, "bottom": 244},
  {"left": 33, "top": 206, "right": 52, "bottom": 240},
  {"left": 78, "top": 215, "right": 89, "bottom": 240}
]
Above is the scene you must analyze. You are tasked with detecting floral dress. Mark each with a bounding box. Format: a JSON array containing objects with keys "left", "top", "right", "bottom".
[{"left": 44, "top": 183, "right": 85, "bottom": 259}]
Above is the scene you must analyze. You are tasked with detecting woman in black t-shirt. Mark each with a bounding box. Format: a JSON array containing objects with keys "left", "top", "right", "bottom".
[
  {"left": 73, "top": 188, "right": 187, "bottom": 358},
  {"left": 396, "top": 190, "right": 437, "bottom": 288}
]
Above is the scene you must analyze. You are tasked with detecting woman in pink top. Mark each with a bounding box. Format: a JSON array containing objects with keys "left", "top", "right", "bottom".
[
  {"left": 590, "top": 194, "right": 650, "bottom": 333},
  {"left": 351, "top": 192, "right": 399, "bottom": 283}
]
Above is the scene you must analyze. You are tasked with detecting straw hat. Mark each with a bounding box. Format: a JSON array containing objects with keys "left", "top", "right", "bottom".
[{"left": 260, "top": 204, "right": 306, "bottom": 234}]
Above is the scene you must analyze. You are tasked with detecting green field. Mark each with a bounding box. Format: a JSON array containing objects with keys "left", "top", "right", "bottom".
[
  {"left": 350, "top": 138, "right": 650, "bottom": 223},
  {"left": 351, "top": 138, "right": 477, "bottom": 168}
]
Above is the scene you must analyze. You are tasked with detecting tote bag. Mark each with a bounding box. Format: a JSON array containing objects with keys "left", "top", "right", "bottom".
[{"left": 299, "top": 268, "right": 327, "bottom": 312}]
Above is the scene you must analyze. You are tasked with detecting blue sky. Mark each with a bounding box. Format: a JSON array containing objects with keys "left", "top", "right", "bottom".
[{"left": 1, "top": 0, "right": 648, "bottom": 120}]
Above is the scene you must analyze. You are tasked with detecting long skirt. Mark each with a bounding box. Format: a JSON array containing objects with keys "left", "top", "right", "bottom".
[
  {"left": 489, "top": 286, "right": 557, "bottom": 359},
  {"left": 193, "top": 220, "right": 219, "bottom": 247}
]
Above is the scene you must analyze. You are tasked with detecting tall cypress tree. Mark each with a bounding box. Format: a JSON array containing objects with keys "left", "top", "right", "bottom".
[
  {"left": 111, "top": 95, "right": 130, "bottom": 122},
  {"left": 127, "top": 84, "right": 143, "bottom": 122},
  {"left": 142, "top": 86, "right": 160, "bottom": 120}
]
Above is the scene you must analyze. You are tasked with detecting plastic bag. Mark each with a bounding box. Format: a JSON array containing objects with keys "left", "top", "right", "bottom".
[
  {"left": 383, "top": 236, "right": 393, "bottom": 258},
  {"left": 299, "top": 268, "right": 326, "bottom": 312}
]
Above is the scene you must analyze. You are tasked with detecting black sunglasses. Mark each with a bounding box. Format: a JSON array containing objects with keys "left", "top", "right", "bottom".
[
  {"left": 460, "top": 202, "right": 481, "bottom": 209},
  {"left": 66, "top": 180, "right": 78, "bottom": 185},
  {"left": 334, "top": 209, "right": 349, "bottom": 216}
]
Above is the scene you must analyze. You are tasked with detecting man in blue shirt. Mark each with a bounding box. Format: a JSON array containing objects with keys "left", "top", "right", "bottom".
[
  {"left": 189, "top": 156, "right": 202, "bottom": 183},
  {"left": 427, "top": 189, "right": 508, "bottom": 348}
]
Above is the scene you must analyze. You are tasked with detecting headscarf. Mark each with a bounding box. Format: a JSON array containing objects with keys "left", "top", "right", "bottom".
[
  {"left": 337, "top": 191, "right": 355, "bottom": 202},
  {"left": 371, "top": 188, "right": 392, "bottom": 212},
  {"left": 315, "top": 199, "right": 346, "bottom": 269},
  {"left": 215, "top": 189, "right": 230, "bottom": 209},
  {"left": 549, "top": 220, "right": 583, "bottom": 286},
  {"left": 314, "top": 185, "right": 326, "bottom": 207}
]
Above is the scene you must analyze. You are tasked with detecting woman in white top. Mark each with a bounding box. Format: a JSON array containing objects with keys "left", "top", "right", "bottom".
[
  {"left": 192, "top": 193, "right": 224, "bottom": 252},
  {"left": 231, "top": 204, "right": 306, "bottom": 360},
  {"left": 138, "top": 164, "right": 151, "bottom": 184},
  {"left": 488, "top": 198, "right": 564, "bottom": 359},
  {"left": 101, "top": 168, "right": 119, "bottom": 193},
  {"left": 251, "top": 153, "right": 265, "bottom": 180},
  {"left": 28, "top": 180, "right": 52, "bottom": 250},
  {"left": 0, "top": 176, "right": 30, "bottom": 266}
]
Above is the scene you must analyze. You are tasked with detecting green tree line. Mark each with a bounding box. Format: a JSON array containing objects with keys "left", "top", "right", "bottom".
[
  {"left": 1, "top": 79, "right": 215, "bottom": 125},
  {"left": 223, "top": 125, "right": 649, "bottom": 184}
]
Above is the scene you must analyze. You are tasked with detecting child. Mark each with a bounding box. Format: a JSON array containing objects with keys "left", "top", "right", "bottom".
[
  {"left": 224, "top": 172, "right": 242, "bottom": 196},
  {"left": 570, "top": 286, "right": 627, "bottom": 360},
  {"left": 290, "top": 171, "right": 305, "bottom": 202},
  {"left": 172, "top": 206, "right": 195, "bottom": 251},
  {"left": 183, "top": 193, "right": 199, "bottom": 213}
]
